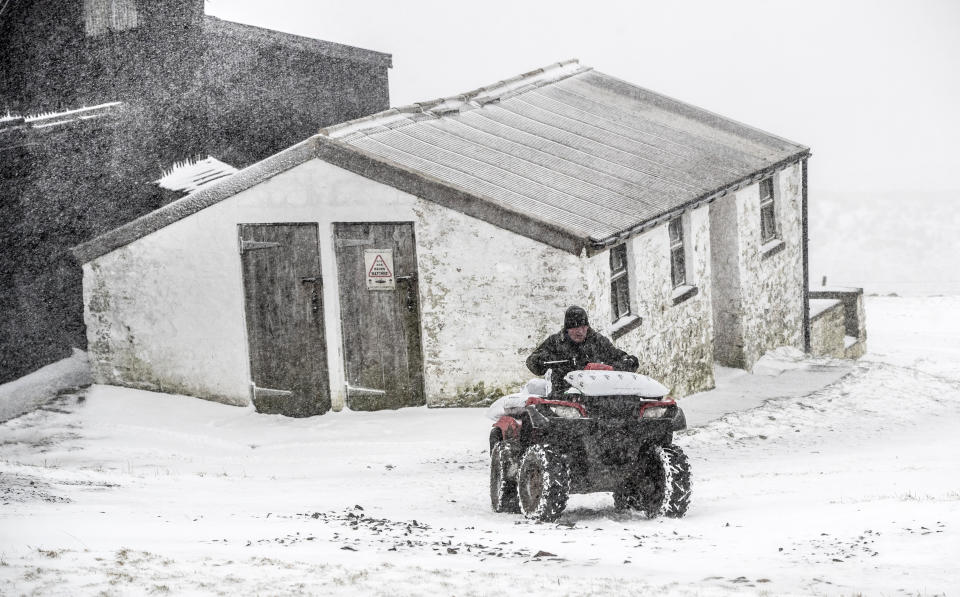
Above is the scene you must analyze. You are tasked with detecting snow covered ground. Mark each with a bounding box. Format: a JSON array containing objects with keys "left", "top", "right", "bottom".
[{"left": 1, "top": 297, "right": 958, "bottom": 596}]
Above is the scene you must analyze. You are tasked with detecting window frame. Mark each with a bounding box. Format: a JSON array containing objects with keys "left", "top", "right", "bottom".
[
  {"left": 668, "top": 216, "right": 686, "bottom": 289},
  {"left": 759, "top": 177, "right": 778, "bottom": 243},
  {"left": 609, "top": 243, "right": 631, "bottom": 322}
]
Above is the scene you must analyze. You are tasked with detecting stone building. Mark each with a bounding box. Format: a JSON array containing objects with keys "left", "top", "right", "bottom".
[
  {"left": 0, "top": 0, "right": 391, "bottom": 383},
  {"left": 73, "top": 60, "right": 843, "bottom": 416}
]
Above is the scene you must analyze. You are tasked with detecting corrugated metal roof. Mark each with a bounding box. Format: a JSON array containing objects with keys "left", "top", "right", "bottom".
[{"left": 324, "top": 60, "right": 808, "bottom": 245}]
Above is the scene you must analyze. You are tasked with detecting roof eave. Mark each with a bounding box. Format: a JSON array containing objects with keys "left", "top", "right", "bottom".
[
  {"left": 312, "top": 136, "right": 589, "bottom": 255},
  {"left": 584, "top": 149, "right": 812, "bottom": 256},
  {"left": 203, "top": 16, "right": 392, "bottom": 68}
]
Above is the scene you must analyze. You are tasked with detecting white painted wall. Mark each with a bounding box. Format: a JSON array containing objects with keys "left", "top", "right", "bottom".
[{"left": 84, "top": 158, "right": 605, "bottom": 409}]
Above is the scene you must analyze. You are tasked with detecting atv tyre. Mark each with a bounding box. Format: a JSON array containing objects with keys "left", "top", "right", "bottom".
[
  {"left": 618, "top": 445, "right": 692, "bottom": 518},
  {"left": 517, "top": 444, "right": 569, "bottom": 522},
  {"left": 490, "top": 441, "right": 520, "bottom": 513}
]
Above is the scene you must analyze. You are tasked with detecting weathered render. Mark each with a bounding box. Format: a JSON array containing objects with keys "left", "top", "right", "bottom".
[
  {"left": 82, "top": 158, "right": 607, "bottom": 409},
  {"left": 708, "top": 164, "right": 806, "bottom": 369}
]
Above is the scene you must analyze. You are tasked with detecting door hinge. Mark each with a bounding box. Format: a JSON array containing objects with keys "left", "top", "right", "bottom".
[
  {"left": 240, "top": 240, "right": 281, "bottom": 253},
  {"left": 345, "top": 383, "right": 386, "bottom": 396},
  {"left": 251, "top": 383, "right": 294, "bottom": 400}
]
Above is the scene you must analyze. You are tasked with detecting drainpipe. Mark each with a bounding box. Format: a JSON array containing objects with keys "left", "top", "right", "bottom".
[{"left": 802, "top": 158, "right": 811, "bottom": 353}]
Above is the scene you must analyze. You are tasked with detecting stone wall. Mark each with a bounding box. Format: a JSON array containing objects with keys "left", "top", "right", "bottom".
[
  {"left": 809, "top": 287, "right": 867, "bottom": 358},
  {"left": 808, "top": 299, "right": 846, "bottom": 358}
]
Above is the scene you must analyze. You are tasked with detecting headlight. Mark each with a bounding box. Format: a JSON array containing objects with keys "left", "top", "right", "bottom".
[
  {"left": 641, "top": 406, "right": 667, "bottom": 419},
  {"left": 550, "top": 405, "right": 583, "bottom": 418}
]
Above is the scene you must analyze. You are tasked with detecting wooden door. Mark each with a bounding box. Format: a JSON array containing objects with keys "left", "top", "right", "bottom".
[
  {"left": 239, "top": 223, "right": 330, "bottom": 416},
  {"left": 334, "top": 222, "right": 425, "bottom": 410}
]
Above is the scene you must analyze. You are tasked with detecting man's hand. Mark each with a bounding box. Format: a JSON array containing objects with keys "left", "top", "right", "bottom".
[{"left": 615, "top": 354, "right": 640, "bottom": 373}]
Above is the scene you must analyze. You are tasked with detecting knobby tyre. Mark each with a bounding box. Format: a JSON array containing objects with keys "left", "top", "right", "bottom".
[
  {"left": 490, "top": 441, "right": 520, "bottom": 513},
  {"left": 517, "top": 444, "right": 570, "bottom": 522},
  {"left": 644, "top": 445, "right": 692, "bottom": 518}
]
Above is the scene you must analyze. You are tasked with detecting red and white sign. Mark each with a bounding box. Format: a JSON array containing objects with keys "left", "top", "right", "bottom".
[{"left": 364, "top": 249, "right": 395, "bottom": 290}]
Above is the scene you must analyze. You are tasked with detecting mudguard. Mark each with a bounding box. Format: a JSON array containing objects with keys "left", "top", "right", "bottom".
[
  {"left": 671, "top": 407, "right": 687, "bottom": 431},
  {"left": 523, "top": 404, "right": 551, "bottom": 429}
]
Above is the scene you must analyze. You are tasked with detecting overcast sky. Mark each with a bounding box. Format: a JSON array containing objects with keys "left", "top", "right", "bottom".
[{"left": 206, "top": 0, "right": 959, "bottom": 195}]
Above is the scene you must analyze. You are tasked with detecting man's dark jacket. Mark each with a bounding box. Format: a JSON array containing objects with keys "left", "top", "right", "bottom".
[{"left": 526, "top": 328, "right": 639, "bottom": 393}]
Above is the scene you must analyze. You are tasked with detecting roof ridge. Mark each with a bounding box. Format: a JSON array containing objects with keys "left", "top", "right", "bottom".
[{"left": 321, "top": 59, "right": 589, "bottom": 141}]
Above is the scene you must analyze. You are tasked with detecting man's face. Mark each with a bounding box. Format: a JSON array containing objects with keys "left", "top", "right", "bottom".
[{"left": 567, "top": 325, "right": 589, "bottom": 343}]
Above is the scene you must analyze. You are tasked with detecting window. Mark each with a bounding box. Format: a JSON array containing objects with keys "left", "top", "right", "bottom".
[
  {"left": 84, "top": 0, "right": 139, "bottom": 36},
  {"left": 668, "top": 217, "right": 686, "bottom": 288},
  {"left": 610, "top": 244, "right": 630, "bottom": 321},
  {"left": 759, "top": 177, "right": 778, "bottom": 243}
]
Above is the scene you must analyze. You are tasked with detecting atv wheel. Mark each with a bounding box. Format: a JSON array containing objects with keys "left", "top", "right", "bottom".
[
  {"left": 517, "top": 444, "right": 569, "bottom": 522},
  {"left": 635, "top": 445, "right": 692, "bottom": 518},
  {"left": 490, "top": 442, "right": 520, "bottom": 513}
]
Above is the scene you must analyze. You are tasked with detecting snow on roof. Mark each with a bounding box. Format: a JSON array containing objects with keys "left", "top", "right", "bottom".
[
  {"left": 809, "top": 298, "right": 843, "bottom": 319},
  {"left": 24, "top": 102, "right": 123, "bottom": 129},
  {"left": 155, "top": 156, "right": 239, "bottom": 195},
  {"left": 320, "top": 59, "right": 809, "bottom": 247},
  {"left": 0, "top": 102, "right": 124, "bottom": 133}
]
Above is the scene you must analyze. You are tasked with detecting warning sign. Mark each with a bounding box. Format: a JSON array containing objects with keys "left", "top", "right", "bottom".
[{"left": 364, "top": 249, "right": 395, "bottom": 290}]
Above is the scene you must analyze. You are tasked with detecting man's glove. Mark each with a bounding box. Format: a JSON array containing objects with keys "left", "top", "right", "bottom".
[{"left": 615, "top": 354, "right": 640, "bottom": 373}]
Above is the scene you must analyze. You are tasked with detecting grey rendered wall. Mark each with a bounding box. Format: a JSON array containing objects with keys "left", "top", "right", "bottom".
[
  {"left": 709, "top": 195, "right": 744, "bottom": 367},
  {"left": 611, "top": 205, "right": 715, "bottom": 397},
  {"left": 737, "top": 163, "right": 806, "bottom": 369}
]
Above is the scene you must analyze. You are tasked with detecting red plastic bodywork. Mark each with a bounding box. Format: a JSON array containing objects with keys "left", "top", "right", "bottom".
[
  {"left": 584, "top": 362, "right": 614, "bottom": 371},
  {"left": 638, "top": 398, "right": 676, "bottom": 418},
  {"left": 525, "top": 396, "right": 588, "bottom": 417},
  {"left": 493, "top": 396, "right": 676, "bottom": 439},
  {"left": 494, "top": 414, "right": 521, "bottom": 440}
]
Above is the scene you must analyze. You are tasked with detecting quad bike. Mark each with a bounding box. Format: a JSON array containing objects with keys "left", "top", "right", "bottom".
[{"left": 487, "top": 365, "right": 690, "bottom": 522}]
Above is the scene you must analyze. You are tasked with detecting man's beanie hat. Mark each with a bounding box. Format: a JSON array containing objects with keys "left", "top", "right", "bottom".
[{"left": 564, "top": 305, "right": 589, "bottom": 329}]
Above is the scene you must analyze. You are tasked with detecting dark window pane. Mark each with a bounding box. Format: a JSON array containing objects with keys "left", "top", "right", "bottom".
[
  {"left": 760, "top": 178, "right": 774, "bottom": 201},
  {"left": 761, "top": 202, "right": 777, "bottom": 242},
  {"left": 668, "top": 218, "right": 682, "bottom": 244},
  {"left": 671, "top": 246, "right": 686, "bottom": 287},
  {"left": 612, "top": 277, "right": 630, "bottom": 319},
  {"left": 610, "top": 244, "right": 626, "bottom": 273}
]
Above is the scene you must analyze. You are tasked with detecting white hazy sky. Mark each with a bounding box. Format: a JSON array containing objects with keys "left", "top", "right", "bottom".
[{"left": 206, "top": 0, "right": 960, "bottom": 195}]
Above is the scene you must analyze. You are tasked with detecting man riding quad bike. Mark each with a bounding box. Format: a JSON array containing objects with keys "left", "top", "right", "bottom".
[
  {"left": 488, "top": 306, "right": 691, "bottom": 522},
  {"left": 526, "top": 306, "right": 640, "bottom": 394}
]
